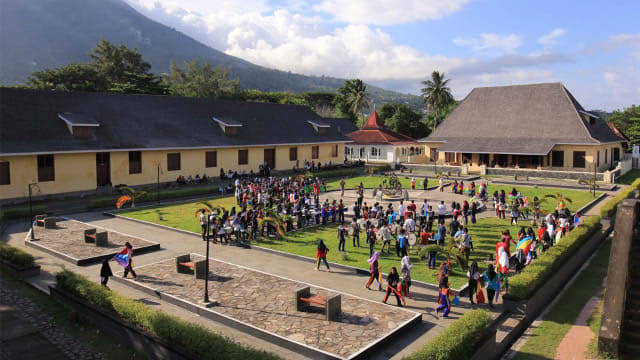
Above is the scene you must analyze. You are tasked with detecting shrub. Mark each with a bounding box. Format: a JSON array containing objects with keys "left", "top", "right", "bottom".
[
  {"left": 0, "top": 242, "right": 36, "bottom": 269},
  {"left": 508, "top": 216, "right": 602, "bottom": 300},
  {"left": 55, "top": 270, "right": 279, "bottom": 360},
  {"left": 599, "top": 177, "right": 640, "bottom": 218},
  {"left": 406, "top": 309, "right": 492, "bottom": 360},
  {"left": 90, "top": 186, "right": 221, "bottom": 209},
  {"left": 0, "top": 205, "right": 48, "bottom": 222},
  {"left": 314, "top": 168, "right": 360, "bottom": 179}
]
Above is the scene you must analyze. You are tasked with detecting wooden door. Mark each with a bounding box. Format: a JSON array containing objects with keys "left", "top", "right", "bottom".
[
  {"left": 96, "top": 152, "right": 111, "bottom": 186},
  {"left": 264, "top": 148, "right": 276, "bottom": 169}
]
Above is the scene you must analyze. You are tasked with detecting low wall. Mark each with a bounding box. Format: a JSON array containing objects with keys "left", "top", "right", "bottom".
[
  {"left": 49, "top": 285, "right": 196, "bottom": 360},
  {"left": 486, "top": 167, "right": 604, "bottom": 181},
  {"left": 0, "top": 259, "right": 41, "bottom": 279}
]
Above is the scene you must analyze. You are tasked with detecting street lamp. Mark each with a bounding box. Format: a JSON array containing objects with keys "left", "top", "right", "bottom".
[
  {"left": 28, "top": 183, "right": 39, "bottom": 240},
  {"left": 204, "top": 213, "right": 211, "bottom": 303}
]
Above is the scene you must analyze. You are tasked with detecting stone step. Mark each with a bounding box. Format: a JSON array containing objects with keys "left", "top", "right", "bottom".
[{"left": 620, "top": 341, "right": 640, "bottom": 358}]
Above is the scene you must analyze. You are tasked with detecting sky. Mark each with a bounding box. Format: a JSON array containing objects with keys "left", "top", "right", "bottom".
[{"left": 125, "top": 0, "right": 639, "bottom": 111}]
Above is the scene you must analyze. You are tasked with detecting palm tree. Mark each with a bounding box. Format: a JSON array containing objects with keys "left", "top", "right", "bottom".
[
  {"left": 115, "top": 186, "right": 147, "bottom": 208},
  {"left": 258, "top": 208, "right": 293, "bottom": 239},
  {"left": 544, "top": 193, "right": 573, "bottom": 210},
  {"left": 344, "top": 79, "right": 371, "bottom": 123},
  {"left": 579, "top": 177, "right": 600, "bottom": 197},
  {"left": 530, "top": 196, "right": 549, "bottom": 226},
  {"left": 421, "top": 71, "right": 454, "bottom": 129}
]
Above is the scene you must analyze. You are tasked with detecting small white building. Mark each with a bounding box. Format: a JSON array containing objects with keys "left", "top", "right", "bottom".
[{"left": 344, "top": 110, "right": 423, "bottom": 165}]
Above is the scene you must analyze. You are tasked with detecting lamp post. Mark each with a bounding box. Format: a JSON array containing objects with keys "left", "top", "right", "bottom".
[
  {"left": 204, "top": 214, "right": 211, "bottom": 303},
  {"left": 157, "top": 164, "right": 160, "bottom": 203},
  {"left": 28, "top": 183, "right": 38, "bottom": 240}
]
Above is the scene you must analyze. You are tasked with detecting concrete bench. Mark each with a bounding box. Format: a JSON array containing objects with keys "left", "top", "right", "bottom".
[
  {"left": 295, "top": 286, "right": 341, "bottom": 321},
  {"left": 35, "top": 215, "right": 56, "bottom": 229},
  {"left": 84, "top": 229, "right": 108, "bottom": 247},
  {"left": 514, "top": 175, "right": 529, "bottom": 181},
  {"left": 175, "top": 254, "right": 208, "bottom": 280}
]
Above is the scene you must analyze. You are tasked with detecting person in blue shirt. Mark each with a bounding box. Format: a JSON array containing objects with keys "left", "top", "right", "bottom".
[
  {"left": 483, "top": 264, "right": 500, "bottom": 308},
  {"left": 436, "top": 220, "right": 447, "bottom": 247},
  {"left": 337, "top": 221, "right": 347, "bottom": 251},
  {"left": 398, "top": 228, "right": 408, "bottom": 258}
]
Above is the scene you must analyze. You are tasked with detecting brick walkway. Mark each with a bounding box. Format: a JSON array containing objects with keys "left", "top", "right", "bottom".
[
  {"left": 117, "top": 255, "right": 418, "bottom": 359},
  {"left": 0, "top": 277, "right": 102, "bottom": 360}
]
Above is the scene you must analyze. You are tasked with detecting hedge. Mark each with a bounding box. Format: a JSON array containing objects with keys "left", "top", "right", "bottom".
[
  {"left": 55, "top": 270, "right": 280, "bottom": 360},
  {"left": 312, "top": 168, "right": 361, "bottom": 179},
  {"left": 508, "top": 215, "right": 603, "bottom": 300},
  {"left": 405, "top": 309, "right": 492, "bottom": 360},
  {"left": 0, "top": 205, "right": 48, "bottom": 224},
  {"left": 599, "top": 177, "right": 640, "bottom": 218},
  {"left": 0, "top": 242, "right": 36, "bottom": 269}
]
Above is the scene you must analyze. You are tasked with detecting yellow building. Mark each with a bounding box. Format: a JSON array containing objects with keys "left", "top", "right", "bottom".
[
  {"left": 0, "top": 88, "right": 351, "bottom": 201},
  {"left": 418, "top": 83, "right": 626, "bottom": 173}
]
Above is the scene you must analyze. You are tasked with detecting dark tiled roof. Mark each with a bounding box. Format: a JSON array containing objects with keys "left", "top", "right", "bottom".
[
  {"left": 419, "top": 83, "right": 623, "bottom": 153},
  {"left": 322, "top": 117, "right": 359, "bottom": 136},
  {"left": 346, "top": 110, "right": 419, "bottom": 145},
  {"left": 0, "top": 88, "right": 352, "bottom": 155}
]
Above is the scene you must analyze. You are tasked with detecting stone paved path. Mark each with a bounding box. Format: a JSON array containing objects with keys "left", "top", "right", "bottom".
[
  {"left": 118, "top": 255, "right": 418, "bottom": 358},
  {"left": 0, "top": 277, "right": 103, "bottom": 360},
  {"left": 553, "top": 296, "right": 601, "bottom": 360}
]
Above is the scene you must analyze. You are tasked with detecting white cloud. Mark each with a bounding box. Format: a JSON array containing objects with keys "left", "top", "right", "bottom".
[
  {"left": 453, "top": 33, "right": 523, "bottom": 54},
  {"left": 603, "top": 72, "right": 618, "bottom": 82},
  {"left": 314, "top": 0, "right": 469, "bottom": 25},
  {"left": 537, "top": 28, "right": 566, "bottom": 46}
]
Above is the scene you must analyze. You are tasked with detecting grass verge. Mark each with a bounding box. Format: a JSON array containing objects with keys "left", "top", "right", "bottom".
[
  {"left": 615, "top": 169, "right": 640, "bottom": 185},
  {"left": 0, "top": 241, "right": 36, "bottom": 268},
  {"left": 512, "top": 235, "right": 612, "bottom": 360}
]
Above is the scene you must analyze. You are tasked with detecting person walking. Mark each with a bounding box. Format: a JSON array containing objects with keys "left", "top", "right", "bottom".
[
  {"left": 483, "top": 264, "right": 500, "bottom": 307},
  {"left": 460, "top": 227, "right": 473, "bottom": 263},
  {"left": 340, "top": 178, "right": 346, "bottom": 197},
  {"left": 382, "top": 267, "right": 405, "bottom": 306},
  {"left": 100, "top": 258, "right": 113, "bottom": 287},
  {"left": 351, "top": 218, "right": 360, "bottom": 248},
  {"left": 366, "top": 251, "right": 382, "bottom": 291},
  {"left": 436, "top": 271, "right": 451, "bottom": 317},
  {"left": 366, "top": 224, "right": 376, "bottom": 257},
  {"left": 338, "top": 199, "right": 345, "bottom": 223},
  {"left": 438, "top": 176, "right": 444, "bottom": 192},
  {"left": 116, "top": 242, "right": 137, "bottom": 279},
  {"left": 199, "top": 209, "right": 208, "bottom": 241},
  {"left": 467, "top": 261, "right": 480, "bottom": 304},
  {"left": 338, "top": 221, "right": 347, "bottom": 251},
  {"left": 423, "top": 176, "right": 428, "bottom": 190},
  {"left": 316, "top": 239, "right": 330, "bottom": 271},
  {"left": 381, "top": 224, "right": 392, "bottom": 253},
  {"left": 401, "top": 256, "right": 413, "bottom": 298},
  {"left": 398, "top": 228, "right": 408, "bottom": 257}
]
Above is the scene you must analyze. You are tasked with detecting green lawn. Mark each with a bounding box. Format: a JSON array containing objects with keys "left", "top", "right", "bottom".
[
  {"left": 512, "top": 237, "right": 611, "bottom": 360},
  {"left": 615, "top": 169, "right": 640, "bottom": 185},
  {"left": 324, "top": 175, "right": 417, "bottom": 190},
  {"left": 484, "top": 184, "right": 599, "bottom": 214},
  {"left": 117, "top": 183, "right": 598, "bottom": 288}
]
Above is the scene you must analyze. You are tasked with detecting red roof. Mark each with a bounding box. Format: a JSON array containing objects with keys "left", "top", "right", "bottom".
[
  {"left": 607, "top": 123, "right": 629, "bottom": 141},
  {"left": 346, "top": 110, "right": 419, "bottom": 145}
]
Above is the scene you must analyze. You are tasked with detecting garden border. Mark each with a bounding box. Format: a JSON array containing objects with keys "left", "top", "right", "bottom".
[
  {"left": 23, "top": 217, "right": 161, "bottom": 266},
  {"left": 111, "top": 253, "right": 423, "bottom": 360},
  {"left": 0, "top": 258, "right": 41, "bottom": 279}
]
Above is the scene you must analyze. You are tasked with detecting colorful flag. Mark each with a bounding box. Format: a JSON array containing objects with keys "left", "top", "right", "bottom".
[
  {"left": 516, "top": 236, "right": 533, "bottom": 256},
  {"left": 113, "top": 253, "right": 129, "bottom": 268}
]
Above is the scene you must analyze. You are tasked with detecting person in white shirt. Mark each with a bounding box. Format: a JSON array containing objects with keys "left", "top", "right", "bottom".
[
  {"left": 437, "top": 201, "right": 447, "bottom": 222},
  {"left": 398, "top": 201, "right": 406, "bottom": 222},
  {"left": 199, "top": 210, "right": 207, "bottom": 241},
  {"left": 404, "top": 215, "right": 416, "bottom": 233}
]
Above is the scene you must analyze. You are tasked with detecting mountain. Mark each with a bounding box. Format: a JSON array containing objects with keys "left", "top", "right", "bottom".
[{"left": 0, "top": 0, "right": 423, "bottom": 108}]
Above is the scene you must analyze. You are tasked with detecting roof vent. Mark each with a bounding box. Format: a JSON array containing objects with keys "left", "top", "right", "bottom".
[
  {"left": 579, "top": 110, "right": 598, "bottom": 125},
  {"left": 212, "top": 116, "right": 242, "bottom": 135},
  {"left": 307, "top": 119, "right": 330, "bottom": 134},
  {"left": 58, "top": 112, "right": 99, "bottom": 137}
]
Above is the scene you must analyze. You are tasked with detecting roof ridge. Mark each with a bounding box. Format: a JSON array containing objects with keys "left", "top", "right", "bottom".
[{"left": 558, "top": 84, "right": 599, "bottom": 143}]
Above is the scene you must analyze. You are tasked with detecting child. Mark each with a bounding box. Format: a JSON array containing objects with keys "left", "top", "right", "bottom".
[
  {"left": 100, "top": 258, "right": 113, "bottom": 287},
  {"left": 436, "top": 270, "right": 451, "bottom": 317},
  {"left": 316, "top": 239, "right": 330, "bottom": 271}
]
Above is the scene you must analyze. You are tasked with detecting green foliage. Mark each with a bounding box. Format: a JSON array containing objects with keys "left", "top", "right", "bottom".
[
  {"left": 406, "top": 309, "right": 492, "bottom": 360},
  {"left": 615, "top": 169, "right": 640, "bottom": 185},
  {"left": 377, "top": 103, "right": 429, "bottom": 138},
  {"left": 0, "top": 242, "right": 36, "bottom": 269},
  {"left": 163, "top": 60, "right": 240, "bottom": 98},
  {"left": 421, "top": 71, "right": 455, "bottom": 128},
  {"left": 335, "top": 79, "right": 371, "bottom": 123},
  {"left": 599, "top": 177, "right": 640, "bottom": 217},
  {"left": 605, "top": 105, "right": 640, "bottom": 145},
  {"left": 55, "top": 270, "right": 279, "bottom": 360},
  {"left": 0, "top": 205, "right": 47, "bottom": 222},
  {"left": 508, "top": 216, "right": 603, "bottom": 300},
  {"left": 91, "top": 186, "right": 221, "bottom": 209},
  {"left": 25, "top": 39, "right": 167, "bottom": 95}
]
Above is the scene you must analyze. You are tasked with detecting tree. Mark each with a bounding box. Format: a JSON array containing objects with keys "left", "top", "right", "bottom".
[
  {"left": 606, "top": 105, "right": 640, "bottom": 145},
  {"left": 115, "top": 186, "right": 147, "bottom": 208},
  {"left": 544, "top": 193, "right": 572, "bottom": 210},
  {"left": 335, "top": 79, "right": 371, "bottom": 123},
  {"left": 377, "top": 103, "right": 429, "bottom": 138},
  {"left": 25, "top": 39, "right": 167, "bottom": 95},
  {"left": 420, "top": 71, "right": 455, "bottom": 130},
  {"left": 578, "top": 177, "right": 600, "bottom": 197},
  {"left": 163, "top": 60, "right": 240, "bottom": 98}
]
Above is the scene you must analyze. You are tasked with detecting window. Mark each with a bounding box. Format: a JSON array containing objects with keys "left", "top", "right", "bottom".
[
  {"left": 573, "top": 151, "right": 586, "bottom": 168},
  {"left": 597, "top": 151, "right": 600, "bottom": 167},
  {"left": 604, "top": 149, "right": 608, "bottom": 164},
  {"left": 614, "top": 148, "right": 620, "bottom": 162},
  {"left": 129, "top": 151, "right": 141, "bottom": 174},
  {"left": 445, "top": 152, "right": 455, "bottom": 163},
  {"left": 552, "top": 151, "right": 564, "bottom": 167},
  {"left": 332, "top": 144, "right": 338, "bottom": 157},
  {"left": 37, "top": 154, "right": 55, "bottom": 182},
  {"left": 345, "top": 147, "right": 350, "bottom": 156},
  {"left": 205, "top": 151, "right": 217, "bottom": 168},
  {"left": 312, "top": 146, "right": 319, "bottom": 159},
  {"left": 462, "top": 153, "right": 472, "bottom": 164},
  {"left": 0, "top": 162, "right": 9, "bottom": 185},
  {"left": 167, "top": 153, "right": 181, "bottom": 171},
  {"left": 289, "top": 147, "right": 298, "bottom": 161},
  {"left": 238, "top": 149, "right": 248, "bottom": 165},
  {"left": 479, "top": 154, "right": 489, "bottom": 165},
  {"left": 371, "top": 147, "right": 377, "bottom": 157},
  {"left": 430, "top": 149, "right": 438, "bottom": 162}
]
